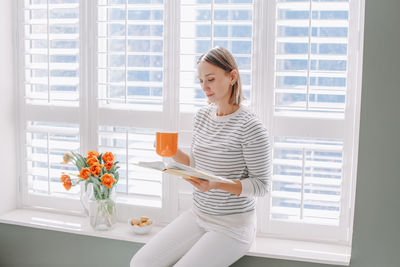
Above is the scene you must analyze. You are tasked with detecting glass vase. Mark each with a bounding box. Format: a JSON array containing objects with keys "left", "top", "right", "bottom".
[
  {"left": 88, "top": 187, "right": 117, "bottom": 231},
  {"left": 89, "top": 198, "right": 117, "bottom": 231}
]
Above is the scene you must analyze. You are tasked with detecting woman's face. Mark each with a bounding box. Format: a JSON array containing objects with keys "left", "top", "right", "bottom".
[{"left": 197, "top": 61, "right": 234, "bottom": 106}]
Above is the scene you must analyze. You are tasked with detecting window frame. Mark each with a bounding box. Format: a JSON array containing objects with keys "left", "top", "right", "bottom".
[{"left": 15, "top": 0, "right": 365, "bottom": 247}]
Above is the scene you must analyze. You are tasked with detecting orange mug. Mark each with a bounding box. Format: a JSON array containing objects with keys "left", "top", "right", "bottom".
[{"left": 156, "top": 132, "right": 178, "bottom": 157}]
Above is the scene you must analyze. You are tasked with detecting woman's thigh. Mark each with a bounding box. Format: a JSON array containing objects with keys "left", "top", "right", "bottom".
[
  {"left": 173, "top": 231, "right": 252, "bottom": 267},
  {"left": 130, "top": 210, "right": 205, "bottom": 267}
]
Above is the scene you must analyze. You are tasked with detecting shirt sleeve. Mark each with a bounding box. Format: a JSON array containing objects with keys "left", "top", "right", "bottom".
[{"left": 239, "top": 119, "right": 272, "bottom": 197}]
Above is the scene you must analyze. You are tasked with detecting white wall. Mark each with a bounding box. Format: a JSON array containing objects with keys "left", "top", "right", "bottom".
[{"left": 0, "top": 0, "right": 17, "bottom": 213}]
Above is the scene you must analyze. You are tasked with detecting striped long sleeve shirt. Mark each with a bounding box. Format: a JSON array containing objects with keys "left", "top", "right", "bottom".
[{"left": 190, "top": 105, "right": 271, "bottom": 216}]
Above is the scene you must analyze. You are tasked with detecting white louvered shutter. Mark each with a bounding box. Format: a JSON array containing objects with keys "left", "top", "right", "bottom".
[
  {"left": 22, "top": 0, "right": 83, "bottom": 211},
  {"left": 97, "top": 0, "right": 165, "bottom": 208},
  {"left": 258, "top": 0, "right": 360, "bottom": 242}
]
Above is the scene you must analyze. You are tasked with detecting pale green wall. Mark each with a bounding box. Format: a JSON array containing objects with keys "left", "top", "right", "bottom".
[{"left": 1, "top": 0, "right": 400, "bottom": 266}]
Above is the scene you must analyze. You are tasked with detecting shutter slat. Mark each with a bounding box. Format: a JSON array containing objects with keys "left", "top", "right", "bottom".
[{"left": 277, "top": 2, "right": 349, "bottom": 11}]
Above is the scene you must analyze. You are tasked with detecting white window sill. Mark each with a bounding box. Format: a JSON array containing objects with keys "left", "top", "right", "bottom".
[{"left": 0, "top": 209, "right": 350, "bottom": 266}]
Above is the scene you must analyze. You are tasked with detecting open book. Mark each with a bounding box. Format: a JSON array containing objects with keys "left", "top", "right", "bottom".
[{"left": 135, "top": 161, "right": 235, "bottom": 184}]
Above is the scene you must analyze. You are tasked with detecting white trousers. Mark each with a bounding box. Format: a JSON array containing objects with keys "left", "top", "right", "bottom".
[{"left": 130, "top": 210, "right": 252, "bottom": 267}]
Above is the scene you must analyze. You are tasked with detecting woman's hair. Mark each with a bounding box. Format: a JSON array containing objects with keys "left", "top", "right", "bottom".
[{"left": 197, "top": 46, "right": 244, "bottom": 105}]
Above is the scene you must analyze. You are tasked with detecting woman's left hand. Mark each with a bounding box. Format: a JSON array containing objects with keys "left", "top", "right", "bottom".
[{"left": 184, "top": 177, "right": 219, "bottom": 192}]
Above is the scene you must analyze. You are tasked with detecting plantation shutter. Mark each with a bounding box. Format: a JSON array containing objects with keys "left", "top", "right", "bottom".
[
  {"left": 96, "top": 0, "right": 166, "bottom": 208},
  {"left": 21, "top": 0, "right": 83, "bottom": 211},
  {"left": 257, "top": 0, "right": 360, "bottom": 242}
]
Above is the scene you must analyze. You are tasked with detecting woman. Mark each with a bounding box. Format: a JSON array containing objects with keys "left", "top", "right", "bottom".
[{"left": 130, "top": 46, "right": 271, "bottom": 267}]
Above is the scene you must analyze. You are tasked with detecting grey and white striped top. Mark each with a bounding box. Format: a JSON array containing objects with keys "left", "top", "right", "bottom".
[{"left": 190, "top": 105, "right": 271, "bottom": 216}]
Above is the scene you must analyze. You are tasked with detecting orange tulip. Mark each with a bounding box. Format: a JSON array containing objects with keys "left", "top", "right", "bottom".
[
  {"left": 63, "top": 180, "right": 72, "bottom": 191},
  {"left": 100, "top": 173, "right": 116, "bottom": 189},
  {"left": 104, "top": 161, "right": 113, "bottom": 171},
  {"left": 60, "top": 174, "right": 70, "bottom": 183},
  {"left": 90, "top": 163, "right": 102, "bottom": 177},
  {"left": 60, "top": 174, "right": 72, "bottom": 191},
  {"left": 87, "top": 151, "right": 99, "bottom": 159},
  {"left": 102, "top": 152, "right": 115, "bottom": 163},
  {"left": 87, "top": 157, "right": 99, "bottom": 166},
  {"left": 79, "top": 167, "right": 90, "bottom": 180}
]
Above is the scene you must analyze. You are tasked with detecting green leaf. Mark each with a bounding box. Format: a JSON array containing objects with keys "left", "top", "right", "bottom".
[
  {"left": 109, "top": 164, "right": 116, "bottom": 173},
  {"left": 93, "top": 184, "right": 101, "bottom": 200},
  {"left": 76, "top": 163, "right": 83, "bottom": 171},
  {"left": 71, "top": 152, "right": 89, "bottom": 171},
  {"left": 71, "top": 152, "right": 82, "bottom": 171},
  {"left": 91, "top": 176, "right": 101, "bottom": 187},
  {"left": 78, "top": 154, "right": 89, "bottom": 168},
  {"left": 70, "top": 151, "right": 78, "bottom": 161},
  {"left": 105, "top": 187, "right": 110, "bottom": 199}
]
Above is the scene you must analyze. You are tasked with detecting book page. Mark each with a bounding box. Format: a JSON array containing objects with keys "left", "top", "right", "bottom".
[
  {"left": 166, "top": 162, "right": 235, "bottom": 184},
  {"left": 135, "top": 161, "right": 166, "bottom": 171},
  {"left": 136, "top": 161, "right": 235, "bottom": 184}
]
